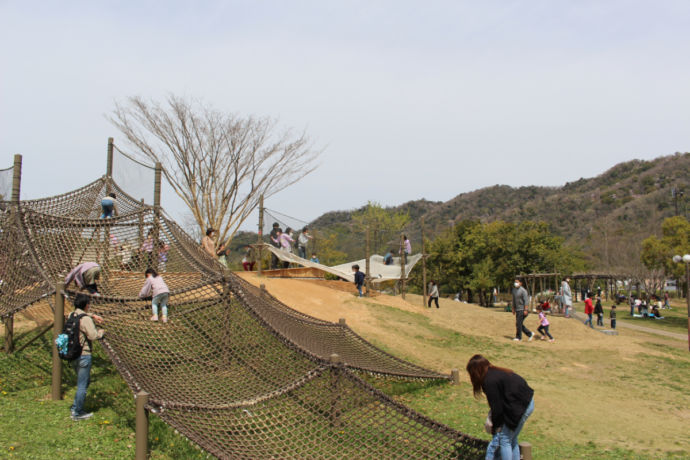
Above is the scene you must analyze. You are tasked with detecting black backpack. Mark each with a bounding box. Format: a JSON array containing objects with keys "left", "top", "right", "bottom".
[{"left": 56, "top": 313, "right": 87, "bottom": 360}]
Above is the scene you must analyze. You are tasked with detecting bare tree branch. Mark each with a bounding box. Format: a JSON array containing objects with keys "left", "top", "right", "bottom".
[{"left": 109, "top": 94, "right": 322, "bottom": 247}]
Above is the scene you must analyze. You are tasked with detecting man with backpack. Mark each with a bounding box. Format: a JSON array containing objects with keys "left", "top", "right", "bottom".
[{"left": 65, "top": 293, "right": 104, "bottom": 421}]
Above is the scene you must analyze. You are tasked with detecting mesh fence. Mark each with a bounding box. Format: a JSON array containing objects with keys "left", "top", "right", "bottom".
[
  {"left": 112, "top": 144, "right": 156, "bottom": 205},
  {"left": 0, "top": 176, "right": 487, "bottom": 459},
  {"left": 0, "top": 165, "right": 13, "bottom": 201}
]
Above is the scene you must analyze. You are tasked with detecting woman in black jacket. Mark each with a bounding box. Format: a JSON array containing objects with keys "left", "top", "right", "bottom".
[{"left": 466, "top": 354, "right": 535, "bottom": 460}]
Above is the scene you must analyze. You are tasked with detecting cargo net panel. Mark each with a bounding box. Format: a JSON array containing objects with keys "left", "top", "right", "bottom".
[{"left": 0, "top": 177, "right": 487, "bottom": 459}]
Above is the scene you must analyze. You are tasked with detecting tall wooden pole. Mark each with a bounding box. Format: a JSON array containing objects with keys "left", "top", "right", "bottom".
[
  {"left": 135, "top": 390, "right": 150, "bottom": 460},
  {"left": 421, "top": 217, "right": 427, "bottom": 308},
  {"left": 4, "top": 154, "right": 22, "bottom": 353},
  {"left": 52, "top": 282, "right": 65, "bottom": 400},
  {"left": 257, "top": 195, "right": 264, "bottom": 276},
  {"left": 400, "top": 234, "right": 406, "bottom": 300},
  {"left": 365, "top": 226, "right": 371, "bottom": 296},
  {"left": 105, "top": 137, "right": 114, "bottom": 195},
  {"left": 152, "top": 162, "right": 162, "bottom": 270}
]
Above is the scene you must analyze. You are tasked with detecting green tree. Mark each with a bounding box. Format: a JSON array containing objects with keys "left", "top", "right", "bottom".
[
  {"left": 641, "top": 216, "right": 690, "bottom": 288},
  {"left": 351, "top": 201, "right": 410, "bottom": 254}
]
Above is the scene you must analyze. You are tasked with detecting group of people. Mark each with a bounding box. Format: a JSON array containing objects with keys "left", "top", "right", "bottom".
[
  {"left": 269, "top": 223, "right": 315, "bottom": 268},
  {"left": 61, "top": 260, "right": 171, "bottom": 422},
  {"left": 629, "top": 294, "right": 665, "bottom": 318}
]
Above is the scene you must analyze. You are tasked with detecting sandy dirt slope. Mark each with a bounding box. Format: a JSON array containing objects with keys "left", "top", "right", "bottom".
[{"left": 237, "top": 272, "right": 690, "bottom": 457}]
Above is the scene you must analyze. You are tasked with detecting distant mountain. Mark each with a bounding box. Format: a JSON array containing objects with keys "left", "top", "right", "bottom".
[{"left": 309, "top": 153, "right": 690, "bottom": 268}]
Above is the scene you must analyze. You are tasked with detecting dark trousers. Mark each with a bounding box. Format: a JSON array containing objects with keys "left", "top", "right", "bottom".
[
  {"left": 428, "top": 296, "right": 439, "bottom": 308},
  {"left": 611, "top": 319, "right": 616, "bottom": 329},
  {"left": 537, "top": 325, "right": 553, "bottom": 339},
  {"left": 515, "top": 310, "right": 532, "bottom": 340},
  {"left": 596, "top": 314, "right": 603, "bottom": 326}
]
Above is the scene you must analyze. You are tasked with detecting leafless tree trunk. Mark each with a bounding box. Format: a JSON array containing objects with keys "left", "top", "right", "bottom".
[{"left": 109, "top": 95, "right": 321, "bottom": 246}]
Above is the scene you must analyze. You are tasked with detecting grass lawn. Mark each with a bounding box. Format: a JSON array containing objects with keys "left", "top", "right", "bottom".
[
  {"left": 0, "top": 334, "right": 207, "bottom": 460},
  {"left": 602, "top": 299, "right": 688, "bottom": 335}
]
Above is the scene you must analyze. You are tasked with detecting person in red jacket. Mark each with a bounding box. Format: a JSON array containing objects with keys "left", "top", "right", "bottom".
[{"left": 584, "top": 293, "right": 594, "bottom": 328}]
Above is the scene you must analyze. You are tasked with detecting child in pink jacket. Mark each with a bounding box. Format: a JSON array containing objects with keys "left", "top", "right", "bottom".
[
  {"left": 139, "top": 268, "right": 170, "bottom": 323},
  {"left": 536, "top": 305, "right": 554, "bottom": 342}
]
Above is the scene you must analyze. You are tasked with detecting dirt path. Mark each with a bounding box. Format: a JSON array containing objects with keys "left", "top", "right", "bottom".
[{"left": 573, "top": 311, "right": 687, "bottom": 341}]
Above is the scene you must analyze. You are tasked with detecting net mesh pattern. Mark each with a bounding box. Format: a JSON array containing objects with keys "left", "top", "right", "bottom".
[
  {"left": 112, "top": 145, "right": 156, "bottom": 205},
  {"left": 0, "top": 165, "right": 12, "bottom": 201},
  {"left": 0, "top": 176, "right": 487, "bottom": 459}
]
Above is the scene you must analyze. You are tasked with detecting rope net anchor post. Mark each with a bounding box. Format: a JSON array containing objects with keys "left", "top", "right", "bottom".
[
  {"left": 257, "top": 194, "right": 264, "bottom": 276},
  {"left": 135, "top": 390, "right": 150, "bottom": 460},
  {"left": 450, "top": 368, "right": 460, "bottom": 385},
  {"left": 52, "top": 281, "right": 65, "bottom": 400},
  {"left": 3, "top": 154, "right": 22, "bottom": 354}
]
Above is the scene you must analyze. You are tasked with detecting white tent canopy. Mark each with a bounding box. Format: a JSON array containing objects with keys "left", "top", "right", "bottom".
[{"left": 263, "top": 244, "right": 422, "bottom": 283}]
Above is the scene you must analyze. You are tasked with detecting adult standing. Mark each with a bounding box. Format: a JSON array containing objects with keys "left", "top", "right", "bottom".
[
  {"left": 561, "top": 276, "right": 573, "bottom": 318},
  {"left": 297, "top": 227, "right": 312, "bottom": 259},
  {"left": 428, "top": 280, "right": 439, "bottom": 308},
  {"left": 68, "top": 293, "right": 105, "bottom": 421},
  {"left": 269, "top": 222, "right": 282, "bottom": 269},
  {"left": 201, "top": 228, "right": 220, "bottom": 259},
  {"left": 466, "top": 354, "right": 535, "bottom": 460},
  {"left": 512, "top": 278, "right": 534, "bottom": 342}
]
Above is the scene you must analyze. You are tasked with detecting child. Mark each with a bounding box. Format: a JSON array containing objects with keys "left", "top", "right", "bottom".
[
  {"left": 139, "top": 268, "right": 170, "bottom": 323},
  {"left": 594, "top": 296, "right": 604, "bottom": 326},
  {"left": 100, "top": 193, "right": 118, "bottom": 218},
  {"left": 310, "top": 253, "right": 320, "bottom": 264},
  {"left": 352, "top": 264, "right": 365, "bottom": 297},
  {"left": 536, "top": 305, "right": 554, "bottom": 342},
  {"left": 610, "top": 305, "right": 617, "bottom": 329},
  {"left": 584, "top": 294, "right": 594, "bottom": 328}
]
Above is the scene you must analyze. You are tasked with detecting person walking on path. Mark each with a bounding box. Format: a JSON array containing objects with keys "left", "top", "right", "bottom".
[
  {"left": 536, "top": 305, "right": 554, "bottom": 342},
  {"left": 466, "top": 354, "right": 535, "bottom": 460},
  {"left": 561, "top": 277, "right": 573, "bottom": 317},
  {"left": 584, "top": 294, "right": 594, "bottom": 328},
  {"left": 512, "top": 278, "right": 534, "bottom": 342},
  {"left": 64, "top": 262, "right": 101, "bottom": 295},
  {"left": 139, "top": 268, "right": 170, "bottom": 323},
  {"left": 352, "top": 264, "right": 365, "bottom": 297},
  {"left": 594, "top": 296, "right": 604, "bottom": 326},
  {"left": 68, "top": 293, "right": 105, "bottom": 421},
  {"left": 428, "top": 280, "right": 439, "bottom": 308}
]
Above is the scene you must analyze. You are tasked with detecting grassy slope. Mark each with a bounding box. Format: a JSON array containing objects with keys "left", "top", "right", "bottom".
[{"left": 2, "top": 281, "right": 689, "bottom": 459}]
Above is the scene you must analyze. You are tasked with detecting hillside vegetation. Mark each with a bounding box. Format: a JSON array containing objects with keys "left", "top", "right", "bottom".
[{"left": 310, "top": 153, "right": 690, "bottom": 269}]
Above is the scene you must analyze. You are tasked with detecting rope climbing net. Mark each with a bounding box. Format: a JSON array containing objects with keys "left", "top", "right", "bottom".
[{"left": 0, "top": 175, "right": 487, "bottom": 459}]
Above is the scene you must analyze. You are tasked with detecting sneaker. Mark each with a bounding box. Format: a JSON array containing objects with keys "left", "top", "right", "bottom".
[
  {"left": 528, "top": 333, "right": 535, "bottom": 342},
  {"left": 512, "top": 338, "right": 521, "bottom": 342},
  {"left": 162, "top": 316, "right": 168, "bottom": 323},
  {"left": 71, "top": 412, "right": 93, "bottom": 421},
  {"left": 150, "top": 315, "right": 158, "bottom": 322},
  {"left": 549, "top": 339, "right": 555, "bottom": 343}
]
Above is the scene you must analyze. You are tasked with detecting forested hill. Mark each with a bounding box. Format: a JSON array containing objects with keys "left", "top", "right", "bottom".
[{"left": 310, "top": 153, "right": 690, "bottom": 267}]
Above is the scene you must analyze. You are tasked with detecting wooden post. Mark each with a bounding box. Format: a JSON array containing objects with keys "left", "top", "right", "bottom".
[
  {"left": 400, "top": 235, "right": 406, "bottom": 300},
  {"left": 135, "top": 390, "right": 149, "bottom": 460},
  {"left": 365, "top": 226, "right": 371, "bottom": 296},
  {"left": 3, "top": 316, "right": 13, "bottom": 354},
  {"left": 421, "top": 218, "right": 427, "bottom": 308},
  {"left": 52, "top": 282, "right": 65, "bottom": 400},
  {"left": 152, "top": 162, "right": 162, "bottom": 270},
  {"left": 328, "top": 354, "right": 342, "bottom": 427},
  {"left": 450, "top": 369, "right": 460, "bottom": 385},
  {"left": 257, "top": 195, "right": 264, "bottom": 276},
  {"left": 11, "top": 153, "right": 22, "bottom": 202},
  {"left": 519, "top": 442, "right": 532, "bottom": 460},
  {"left": 106, "top": 137, "right": 114, "bottom": 177},
  {"left": 338, "top": 318, "right": 346, "bottom": 326}
]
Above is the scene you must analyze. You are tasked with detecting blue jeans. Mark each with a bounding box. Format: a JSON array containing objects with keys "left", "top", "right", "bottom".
[
  {"left": 152, "top": 292, "right": 169, "bottom": 317},
  {"left": 494, "top": 397, "right": 534, "bottom": 460},
  {"left": 70, "top": 354, "right": 92, "bottom": 415},
  {"left": 357, "top": 285, "right": 363, "bottom": 297},
  {"left": 485, "top": 432, "right": 500, "bottom": 459}
]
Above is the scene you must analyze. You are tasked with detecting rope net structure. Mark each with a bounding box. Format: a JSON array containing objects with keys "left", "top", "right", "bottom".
[
  {"left": 112, "top": 144, "right": 156, "bottom": 204},
  {"left": 0, "top": 164, "right": 12, "bottom": 201},
  {"left": 0, "top": 176, "right": 487, "bottom": 459}
]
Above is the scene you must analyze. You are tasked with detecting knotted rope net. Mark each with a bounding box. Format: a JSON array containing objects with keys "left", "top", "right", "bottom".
[{"left": 0, "top": 176, "right": 487, "bottom": 459}]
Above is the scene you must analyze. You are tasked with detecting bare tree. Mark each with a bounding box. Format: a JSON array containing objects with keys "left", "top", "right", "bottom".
[{"left": 109, "top": 95, "right": 321, "bottom": 245}]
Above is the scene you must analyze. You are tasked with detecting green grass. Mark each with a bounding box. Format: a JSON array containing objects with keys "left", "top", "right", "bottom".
[
  {"left": 576, "top": 299, "right": 688, "bottom": 335},
  {"left": 0, "top": 335, "right": 207, "bottom": 460}
]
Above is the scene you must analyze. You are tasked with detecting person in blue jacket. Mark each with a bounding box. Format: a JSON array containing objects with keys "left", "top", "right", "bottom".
[{"left": 352, "top": 264, "right": 365, "bottom": 297}]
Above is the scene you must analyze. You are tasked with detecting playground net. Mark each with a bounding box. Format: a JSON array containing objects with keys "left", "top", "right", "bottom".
[
  {"left": 0, "top": 164, "right": 13, "bottom": 201},
  {"left": 112, "top": 143, "right": 156, "bottom": 205},
  {"left": 0, "top": 176, "right": 487, "bottom": 459}
]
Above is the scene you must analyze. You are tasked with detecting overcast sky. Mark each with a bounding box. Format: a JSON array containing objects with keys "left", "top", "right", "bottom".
[{"left": 2, "top": 1, "right": 690, "bottom": 231}]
